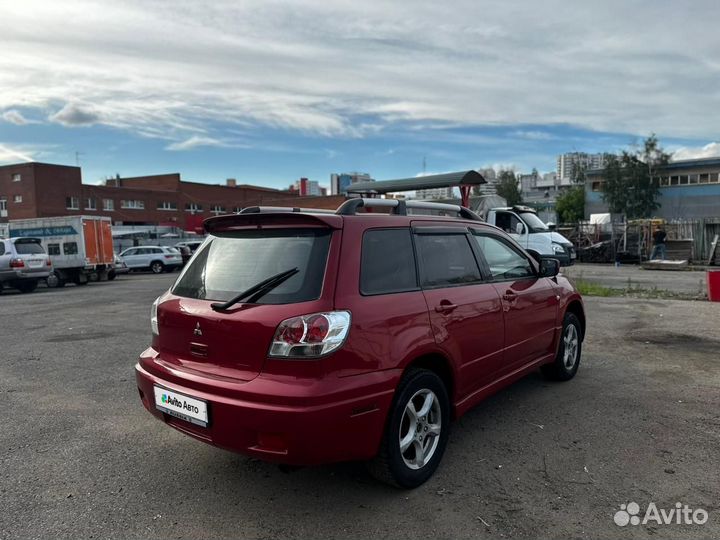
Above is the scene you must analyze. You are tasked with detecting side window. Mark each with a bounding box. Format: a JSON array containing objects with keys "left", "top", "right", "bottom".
[
  {"left": 360, "top": 229, "right": 418, "bottom": 295},
  {"left": 63, "top": 242, "right": 78, "bottom": 255},
  {"left": 495, "top": 212, "right": 523, "bottom": 234},
  {"left": 48, "top": 243, "right": 61, "bottom": 256},
  {"left": 0, "top": 242, "right": 5, "bottom": 256},
  {"left": 472, "top": 234, "right": 534, "bottom": 280},
  {"left": 122, "top": 249, "right": 136, "bottom": 257},
  {"left": 414, "top": 234, "right": 481, "bottom": 288}
]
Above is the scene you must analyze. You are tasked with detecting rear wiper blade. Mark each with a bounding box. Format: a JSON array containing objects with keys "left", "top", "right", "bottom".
[{"left": 210, "top": 267, "right": 299, "bottom": 312}]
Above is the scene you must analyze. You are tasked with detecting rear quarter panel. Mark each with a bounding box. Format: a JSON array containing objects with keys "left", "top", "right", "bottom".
[{"left": 331, "top": 219, "right": 442, "bottom": 379}]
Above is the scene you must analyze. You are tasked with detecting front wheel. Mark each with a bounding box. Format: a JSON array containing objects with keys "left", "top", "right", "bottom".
[
  {"left": 150, "top": 261, "right": 164, "bottom": 274},
  {"left": 541, "top": 312, "right": 582, "bottom": 381},
  {"left": 367, "top": 368, "right": 450, "bottom": 488}
]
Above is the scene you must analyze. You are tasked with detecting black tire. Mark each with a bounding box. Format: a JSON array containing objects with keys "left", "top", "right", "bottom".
[
  {"left": 150, "top": 261, "right": 164, "bottom": 274},
  {"left": 541, "top": 312, "right": 582, "bottom": 381},
  {"left": 16, "top": 280, "right": 38, "bottom": 294},
  {"left": 107, "top": 270, "right": 116, "bottom": 281},
  {"left": 367, "top": 368, "right": 451, "bottom": 488},
  {"left": 46, "top": 272, "right": 66, "bottom": 288}
]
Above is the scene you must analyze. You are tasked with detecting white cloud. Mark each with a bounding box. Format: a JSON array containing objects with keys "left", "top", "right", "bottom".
[
  {"left": 0, "top": 143, "right": 36, "bottom": 163},
  {"left": 165, "top": 136, "right": 227, "bottom": 151},
  {"left": 0, "top": 0, "right": 718, "bottom": 140},
  {"left": 1, "top": 109, "right": 31, "bottom": 125},
  {"left": 672, "top": 142, "right": 720, "bottom": 161},
  {"left": 49, "top": 102, "right": 101, "bottom": 126}
]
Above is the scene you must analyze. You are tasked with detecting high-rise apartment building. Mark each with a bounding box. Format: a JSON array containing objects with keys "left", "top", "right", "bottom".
[{"left": 556, "top": 152, "right": 605, "bottom": 181}]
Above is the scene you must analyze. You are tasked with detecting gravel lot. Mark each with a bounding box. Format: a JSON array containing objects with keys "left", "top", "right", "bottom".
[
  {"left": 564, "top": 263, "right": 709, "bottom": 297},
  {"left": 1, "top": 274, "right": 719, "bottom": 539}
]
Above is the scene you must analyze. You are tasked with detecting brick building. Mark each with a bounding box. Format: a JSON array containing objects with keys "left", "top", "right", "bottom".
[{"left": 0, "top": 162, "right": 346, "bottom": 231}]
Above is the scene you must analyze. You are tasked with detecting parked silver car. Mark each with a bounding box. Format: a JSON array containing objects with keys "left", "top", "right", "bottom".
[
  {"left": 118, "top": 246, "right": 183, "bottom": 274},
  {"left": 0, "top": 237, "right": 52, "bottom": 293}
]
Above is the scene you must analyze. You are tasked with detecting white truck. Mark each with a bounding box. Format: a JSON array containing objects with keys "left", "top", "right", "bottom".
[
  {"left": 475, "top": 196, "right": 576, "bottom": 266},
  {"left": 8, "top": 215, "right": 116, "bottom": 286}
]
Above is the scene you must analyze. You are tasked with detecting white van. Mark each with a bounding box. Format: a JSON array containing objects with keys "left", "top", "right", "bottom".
[{"left": 485, "top": 206, "right": 576, "bottom": 266}]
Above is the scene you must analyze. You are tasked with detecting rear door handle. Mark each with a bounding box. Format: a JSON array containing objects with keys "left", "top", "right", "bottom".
[
  {"left": 435, "top": 301, "right": 458, "bottom": 314},
  {"left": 502, "top": 291, "right": 518, "bottom": 301}
]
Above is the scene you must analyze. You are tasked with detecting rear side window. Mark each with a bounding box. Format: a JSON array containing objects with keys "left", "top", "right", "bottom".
[
  {"left": 0, "top": 242, "right": 5, "bottom": 256},
  {"left": 48, "top": 244, "right": 61, "bottom": 255},
  {"left": 14, "top": 240, "right": 45, "bottom": 254},
  {"left": 360, "top": 229, "right": 418, "bottom": 295},
  {"left": 172, "top": 229, "right": 331, "bottom": 304},
  {"left": 63, "top": 242, "right": 78, "bottom": 255},
  {"left": 415, "top": 234, "right": 481, "bottom": 288}
]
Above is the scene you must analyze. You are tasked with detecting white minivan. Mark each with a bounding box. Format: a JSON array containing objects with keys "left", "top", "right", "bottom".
[{"left": 485, "top": 206, "right": 576, "bottom": 266}]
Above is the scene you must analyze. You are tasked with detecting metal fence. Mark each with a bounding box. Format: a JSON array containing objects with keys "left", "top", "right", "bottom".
[{"left": 562, "top": 218, "right": 720, "bottom": 264}]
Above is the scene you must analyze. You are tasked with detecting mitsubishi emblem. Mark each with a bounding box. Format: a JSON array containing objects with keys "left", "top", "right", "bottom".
[{"left": 194, "top": 322, "right": 203, "bottom": 337}]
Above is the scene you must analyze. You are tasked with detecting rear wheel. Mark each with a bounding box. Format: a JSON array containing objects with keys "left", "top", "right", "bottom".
[
  {"left": 367, "top": 369, "right": 450, "bottom": 488},
  {"left": 150, "top": 261, "right": 164, "bottom": 274},
  {"left": 46, "top": 272, "right": 66, "bottom": 288},
  {"left": 16, "top": 280, "right": 38, "bottom": 293},
  {"left": 541, "top": 312, "right": 582, "bottom": 381},
  {"left": 107, "top": 270, "right": 116, "bottom": 281}
]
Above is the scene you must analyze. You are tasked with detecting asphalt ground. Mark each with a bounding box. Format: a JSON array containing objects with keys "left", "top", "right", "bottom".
[{"left": 1, "top": 273, "right": 719, "bottom": 539}]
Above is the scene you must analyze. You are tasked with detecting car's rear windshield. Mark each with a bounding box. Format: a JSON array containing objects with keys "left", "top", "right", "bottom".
[
  {"left": 172, "top": 229, "right": 332, "bottom": 304},
  {"left": 14, "top": 240, "right": 45, "bottom": 255}
]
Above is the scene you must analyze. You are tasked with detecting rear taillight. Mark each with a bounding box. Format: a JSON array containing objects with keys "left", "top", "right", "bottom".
[
  {"left": 164, "top": 255, "right": 174, "bottom": 259},
  {"left": 151, "top": 297, "right": 160, "bottom": 336},
  {"left": 269, "top": 311, "right": 351, "bottom": 358},
  {"left": 46, "top": 258, "right": 52, "bottom": 266},
  {"left": 10, "top": 258, "right": 25, "bottom": 268}
]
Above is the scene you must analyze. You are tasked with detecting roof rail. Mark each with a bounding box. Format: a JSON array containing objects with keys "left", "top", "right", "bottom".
[
  {"left": 239, "top": 206, "right": 335, "bottom": 214},
  {"left": 335, "top": 198, "right": 482, "bottom": 221}
]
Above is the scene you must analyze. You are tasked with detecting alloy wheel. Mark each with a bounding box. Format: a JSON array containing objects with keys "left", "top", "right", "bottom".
[
  {"left": 398, "top": 388, "right": 442, "bottom": 470},
  {"left": 563, "top": 324, "right": 579, "bottom": 369}
]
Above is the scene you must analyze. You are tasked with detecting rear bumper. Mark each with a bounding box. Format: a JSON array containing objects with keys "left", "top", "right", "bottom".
[
  {"left": 0, "top": 269, "right": 51, "bottom": 281},
  {"left": 135, "top": 349, "right": 399, "bottom": 466}
]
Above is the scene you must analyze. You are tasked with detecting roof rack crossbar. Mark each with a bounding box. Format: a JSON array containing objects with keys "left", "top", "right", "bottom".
[{"left": 335, "top": 198, "right": 482, "bottom": 221}]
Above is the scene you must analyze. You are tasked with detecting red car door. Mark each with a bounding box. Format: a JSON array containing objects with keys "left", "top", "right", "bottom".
[
  {"left": 469, "top": 231, "right": 559, "bottom": 372},
  {"left": 412, "top": 225, "right": 505, "bottom": 398}
]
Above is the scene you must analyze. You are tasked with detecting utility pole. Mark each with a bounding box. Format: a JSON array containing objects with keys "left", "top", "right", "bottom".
[
  {"left": 75, "top": 151, "right": 84, "bottom": 167},
  {"left": 422, "top": 155, "right": 426, "bottom": 175}
]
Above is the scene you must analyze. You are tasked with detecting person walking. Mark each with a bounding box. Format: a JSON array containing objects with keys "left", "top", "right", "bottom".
[{"left": 650, "top": 225, "right": 667, "bottom": 260}]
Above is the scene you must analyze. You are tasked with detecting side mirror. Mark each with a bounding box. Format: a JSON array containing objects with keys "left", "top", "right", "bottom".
[
  {"left": 526, "top": 249, "right": 543, "bottom": 266},
  {"left": 539, "top": 258, "right": 560, "bottom": 278},
  {"left": 515, "top": 222, "right": 526, "bottom": 235}
]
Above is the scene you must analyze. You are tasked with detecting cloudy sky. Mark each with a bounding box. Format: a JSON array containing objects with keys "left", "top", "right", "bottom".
[{"left": 1, "top": 0, "right": 719, "bottom": 188}]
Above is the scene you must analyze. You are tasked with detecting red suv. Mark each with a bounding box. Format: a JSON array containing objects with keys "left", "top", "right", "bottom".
[{"left": 136, "top": 199, "right": 585, "bottom": 488}]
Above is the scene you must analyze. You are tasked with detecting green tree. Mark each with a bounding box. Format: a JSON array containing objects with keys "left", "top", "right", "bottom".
[
  {"left": 570, "top": 161, "right": 587, "bottom": 184},
  {"left": 495, "top": 170, "right": 522, "bottom": 205},
  {"left": 601, "top": 135, "right": 670, "bottom": 218},
  {"left": 555, "top": 186, "right": 585, "bottom": 223}
]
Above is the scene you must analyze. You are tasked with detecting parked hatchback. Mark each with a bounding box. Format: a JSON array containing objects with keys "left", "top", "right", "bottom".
[
  {"left": 119, "top": 245, "right": 183, "bottom": 274},
  {"left": 136, "top": 201, "right": 585, "bottom": 488},
  {"left": 0, "top": 237, "right": 52, "bottom": 293}
]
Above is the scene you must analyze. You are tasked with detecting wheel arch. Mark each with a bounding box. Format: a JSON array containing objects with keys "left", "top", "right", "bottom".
[
  {"left": 565, "top": 299, "right": 586, "bottom": 340},
  {"left": 402, "top": 353, "right": 456, "bottom": 417}
]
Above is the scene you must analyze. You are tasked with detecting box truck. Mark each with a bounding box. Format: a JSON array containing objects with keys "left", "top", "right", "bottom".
[{"left": 8, "top": 215, "right": 115, "bottom": 287}]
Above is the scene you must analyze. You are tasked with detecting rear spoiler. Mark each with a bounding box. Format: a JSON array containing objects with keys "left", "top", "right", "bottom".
[{"left": 204, "top": 211, "right": 343, "bottom": 235}]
